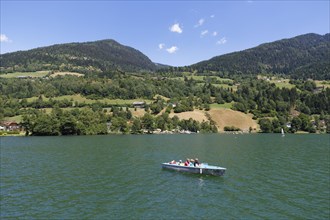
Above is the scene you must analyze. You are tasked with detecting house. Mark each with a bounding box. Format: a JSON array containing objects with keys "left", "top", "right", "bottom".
[
  {"left": 132, "top": 101, "right": 145, "bottom": 108},
  {"left": 1, "top": 121, "right": 21, "bottom": 131},
  {"left": 168, "top": 103, "right": 177, "bottom": 108},
  {"left": 286, "top": 122, "right": 292, "bottom": 128}
]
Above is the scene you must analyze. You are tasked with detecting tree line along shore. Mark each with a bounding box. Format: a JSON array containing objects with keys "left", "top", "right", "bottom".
[{"left": 1, "top": 71, "right": 329, "bottom": 136}]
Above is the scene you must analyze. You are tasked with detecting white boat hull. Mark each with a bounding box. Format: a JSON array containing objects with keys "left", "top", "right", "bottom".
[{"left": 162, "top": 163, "right": 226, "bottom": 176}]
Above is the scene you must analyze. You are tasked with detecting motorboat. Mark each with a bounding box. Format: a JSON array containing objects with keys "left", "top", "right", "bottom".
[{"left": 161, "top": 161, "right": 226, "bottom": 176}]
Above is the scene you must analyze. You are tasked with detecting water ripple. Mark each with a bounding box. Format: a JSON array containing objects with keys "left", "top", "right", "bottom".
[{"left": 1, "top": 134, "right": 329, "bottom": 219}]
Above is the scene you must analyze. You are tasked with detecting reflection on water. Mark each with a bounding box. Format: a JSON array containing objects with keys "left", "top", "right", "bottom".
[{"left": 198, "top": 177, "right": 205, "bottom": 189}]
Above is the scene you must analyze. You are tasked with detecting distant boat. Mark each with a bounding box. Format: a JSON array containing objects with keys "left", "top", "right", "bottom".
[
  {"left": 162, "top": 162, "right": 226, "bottom": 176},
  {"left": 281, "top": 128, "right": 285, "bottom": 137}
]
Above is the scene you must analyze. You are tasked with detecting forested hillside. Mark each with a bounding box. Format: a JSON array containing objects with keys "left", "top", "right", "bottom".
[
  {"left": 190, "top": 33, "right": 330, "bottom": 80},
  {"left": 1, "top": 33, "right": 329, "bottom": 79},
  {"left": 1, "top": 72, "right": 329, "bottom": 134},
  {"left": 0, "top": 39, "right": 157, "bottom": 74},
  {"left": 1, "top": 33, "right": 329, "bottom": 135}
]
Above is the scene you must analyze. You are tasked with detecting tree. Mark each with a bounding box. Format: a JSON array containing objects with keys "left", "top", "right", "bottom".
[
  {"left": 21, "top": 113, "right": 35, "bottom": 136},
  {"left": 326, "top": 117, "right": 330, "bottom": 133},
  {"left": 215, "top": 93, "right": 225, "bottom": 104},
  {"left": 259, "top": 118, "right": 272, "bottom": 133},
  {"left": 298, "top": 113, "right": 310, "bottom": 131},
  {"left": 224, "top": 126, "right": 241, "bottom": 131},
  {"left": 155, "top": 116, "right": 167, "bottom": 131},
  {"left": 204, "top": 103, "right": 211, "bottom": 111},
  {"left": 131, "top": 118, "right": 142, "bottom": 134},
  {"left": 60, "top": 112, "right": 77, "bottom": 135},
  {"left": 233, "top": 102, "right": 247, "bottom": 113},
  {"left": 76, "top": 108, "right": 108, "bottom": 135},
  {"left": 32, "top": 114, "right": 60, "bottom": 136},
  {"left": 272, "top": 119, "right": 281, "bottom": 133},
  {"left": 150, "top": 97, "right": 165, "bottom": 114},
  {"left": 171, "top": 116, "right": 180, "bottom": 130},
  {"left": 291, "top": 116, "right": 302, "bottom": 132},
  {"left": 110, "top": 116, "right": 128, "bottom": 133},
  {"left": 141, "top": 113, "right": 155, "bottom": 133},
  {"left": 126, "top": 109, "right": 132, "bottom": 120}
]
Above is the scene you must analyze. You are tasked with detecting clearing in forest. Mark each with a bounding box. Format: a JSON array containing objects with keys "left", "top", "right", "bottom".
[{"left": 208, "top": 109, "right": 259, "bottom": 132}]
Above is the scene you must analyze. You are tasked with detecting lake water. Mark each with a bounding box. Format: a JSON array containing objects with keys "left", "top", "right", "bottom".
[{"left": 1, "top": 134, "right": 329, "bottom": 219}]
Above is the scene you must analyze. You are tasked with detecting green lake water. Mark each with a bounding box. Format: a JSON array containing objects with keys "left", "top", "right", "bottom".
[{"left": 1, "top": 134, "right": 329, "bottom": 219}]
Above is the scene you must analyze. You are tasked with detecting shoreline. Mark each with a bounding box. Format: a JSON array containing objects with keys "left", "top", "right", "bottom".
[{"left": 0, "top": 131, "right": 327, "bottom": 137}]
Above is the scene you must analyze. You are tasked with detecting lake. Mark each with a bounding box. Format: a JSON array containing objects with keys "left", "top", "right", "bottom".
[{"left": 1, "top": 134, "right": 329, "bottom": 219}]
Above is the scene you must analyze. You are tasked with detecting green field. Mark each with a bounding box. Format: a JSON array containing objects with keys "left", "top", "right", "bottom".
[
  {"left": 173, "top": 75, "right": 233, "bottom": 82},
  {"left": 26, "top": 94, "right": 153, "bottom": 105},
  {"left": 257, "top": 75, "right": 295, "bottom": 89},
  {"left": 257, "top": 75, "right": 330, "bottom": 89},
  {"left": 210, "top": 102, "right": 234, "bottom": 109},
  {"left": 315, "top": 80, "right": 330, "bottom": 88},
  {"left": 269, "top": 79, "right": 295, "bottom": 89},
  {"left": 212, "top": 83, "right": 237, "bottom": 91},
  {"left": 173, "top": 74, "right": 236, "bottom": 91},
  {"left": 4, "top": 115, "right": 23, "bottom": 123},
  {"left": 0, "top": 71, "right": 50, "bottom": 78}
]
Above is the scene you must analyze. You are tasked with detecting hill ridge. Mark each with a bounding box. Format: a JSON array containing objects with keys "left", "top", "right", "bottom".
[
  {"left": 1, "top": 33, "right": 329, "bottom": 79},
  {"left": 0, "top": 39, "right": 157, "bottom": 73},
  {"left": 190, "top": 33, "right": 330, "bottom": 79}
]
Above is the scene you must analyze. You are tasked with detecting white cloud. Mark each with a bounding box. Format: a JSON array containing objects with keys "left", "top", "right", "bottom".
[
  {"left": 212, "top": 31, "right": 218, "bottom": 36},
  {"left": 0, "top": 34, "right": 11, "bottom": 42},
  {"left": 166, "top": 46, "right": 178, "bottom": 54},
  {"left": 201, "top": 30, "right": 208, "bottom": 37},
  {"left": 210, "top": 15, "right": 215, "bottom": 18},
  {"left": 216, "top": 37, "right": 227, "bottom": 45},
  {"left": 169, "top": 23, "right": 183, "bottom": 34},
  {"left": 159, "top": 43, "right": 165, "bottom": 49},
  {"left": 194, "top": 18, "right": 205, "bottom": 27}
]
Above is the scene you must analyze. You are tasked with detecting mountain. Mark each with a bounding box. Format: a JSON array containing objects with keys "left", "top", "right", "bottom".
[
  {"left": 0, "top": 39, "right": 157, "bottom": 73},
  {"left": 191, "top": 33, "right": 330, "bottom": 79},
  {"left": 154, "top": 62, "right": 172, "bottom": 69},
  {"left": 1, "top": 33, "right": 329, "bottom": 79}
]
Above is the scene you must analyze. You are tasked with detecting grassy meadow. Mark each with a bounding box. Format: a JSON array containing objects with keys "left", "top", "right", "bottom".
[
  {"left": 0, "top": 71, "right": 50, "bottom": 78},
  {"left": 26, "top": 94, "right": 154, "bottom": 105}
]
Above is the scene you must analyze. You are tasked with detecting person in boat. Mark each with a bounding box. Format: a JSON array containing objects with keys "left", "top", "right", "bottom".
[
  {"left": 194, "top": 158, "right": 200, "bottom": 167},
  {"left": 169, "top": 160, "right": 176, "bottom": 164},
  {"left": 184, "top": 158, "right": 190, "bottom": 166}
]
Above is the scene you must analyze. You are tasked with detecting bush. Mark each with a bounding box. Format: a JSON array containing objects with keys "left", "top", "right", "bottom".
[{"left": 224, "top": 126, "right": 241, "bottom": 131}]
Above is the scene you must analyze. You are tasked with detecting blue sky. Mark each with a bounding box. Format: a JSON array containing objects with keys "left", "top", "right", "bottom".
[{"left": 1, "top": 1, "right": 329, "bottom": 66}]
